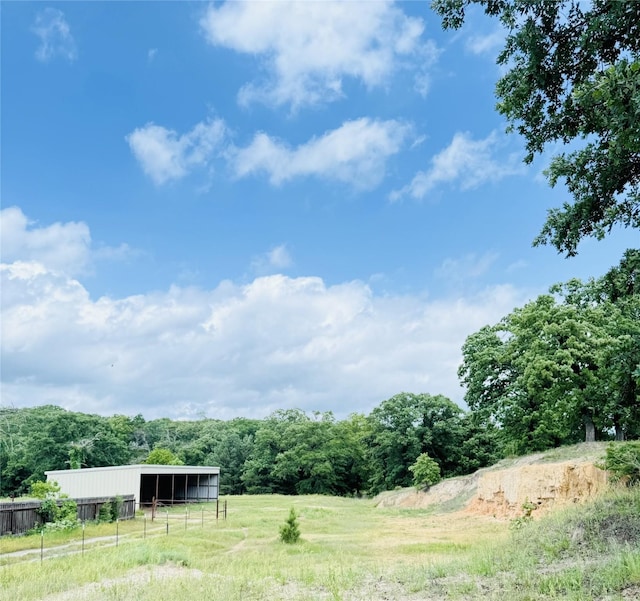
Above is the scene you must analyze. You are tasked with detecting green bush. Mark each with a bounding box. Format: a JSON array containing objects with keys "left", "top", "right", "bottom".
[
  {"left": 602, "top": 441, "right": 640, "bottom": 485},
  {"left": 98, "top": 501, "right": 113, "bottom": 523},
  {"left": 29, "top": 480, "right": 61, "bottom": 500},
  {"left": 35, "top": 496, "right": 78, "bottom": 532},
  {"left": 279, "top": 508, "right": 301, "bottom": 544},
  {"left": 111, "top": 495, "right": 123, "bottom": 521},
  {"left": 409, "top": 453, "right": 441, "bottom": 490},
  {"left": 510, "top": 500, "right": 538, "bottom": 530}
]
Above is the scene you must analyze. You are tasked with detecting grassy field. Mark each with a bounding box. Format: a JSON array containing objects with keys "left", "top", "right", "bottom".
[{"left": 1, "top": 488, "right": 639, "bottom": 600}]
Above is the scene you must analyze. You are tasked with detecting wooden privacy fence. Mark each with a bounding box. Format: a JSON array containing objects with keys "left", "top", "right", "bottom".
[{"left": 0, "top": 495, "right": 135, "bottom": 536}]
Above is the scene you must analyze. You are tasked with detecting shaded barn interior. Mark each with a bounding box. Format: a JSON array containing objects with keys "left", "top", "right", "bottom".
[{"left": 139, "top": 472, "right": 219, "bottom": 505}]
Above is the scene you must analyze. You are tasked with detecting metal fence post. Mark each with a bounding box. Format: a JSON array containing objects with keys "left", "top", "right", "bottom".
[
  {"left": 82, "top": 521, "right": 85, "bottom": 555},
  {"left": 116, "top": 519, "right": 119, "bottom": 547},
  {"left": 40, "top": 530, "right": 44, "bottom": 563}
]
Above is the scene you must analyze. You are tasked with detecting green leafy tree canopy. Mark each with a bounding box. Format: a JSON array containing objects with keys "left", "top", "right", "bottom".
[
  {"left": 409, "top": 453, "right": 441, "bottom": 490},
  {"left": 144, "top": 447, "right": 184, "bottom": 465},
  {"left": 432, "top": 0, "right": 640, "bottom": 256}
]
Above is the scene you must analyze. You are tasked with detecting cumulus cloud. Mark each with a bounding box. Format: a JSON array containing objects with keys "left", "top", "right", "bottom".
[
  {"left": 199, "top": 0, "right": 437, "bottom": 109},
  {"left": 435, "top": 252, "right": 500, "bottom": 292},
  {"left": 1, "top": 256, "right": 529, "bottom": 420},
  {"left": 1, "top": 209, "right": 533, "bottom": 421},
  {"left": 233, "top": 118, "right": 410, "bottom": 189},
  {"left": 0, "top": 207, "right": 133, "bottom": 276},
  {"left": 1, "top": 206, "right": 91, "bottom": 275},
  {"left": 390, "top": 130, "right": 524, "bottom": 201},
  {"left": 31, "top": 8, "right": 77, "bottom": 63},
  {"left": 466, "top": 29, "right": 505, "bottom": 56},
  {"left": 251, "top": 244, "right": 294, "bottom": 275},
  {"left": 126, "top": 118, "right": 226, "bottom": 185}
]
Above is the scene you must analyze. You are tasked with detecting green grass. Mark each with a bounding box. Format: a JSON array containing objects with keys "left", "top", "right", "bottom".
[{"left": 1, "top": 488, "right": 639, "bottom": 600}]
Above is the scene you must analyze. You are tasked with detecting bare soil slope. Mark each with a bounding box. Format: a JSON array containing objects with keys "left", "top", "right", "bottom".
[{"left": 375, "top": 442, "right": 609, "bottom": 518}]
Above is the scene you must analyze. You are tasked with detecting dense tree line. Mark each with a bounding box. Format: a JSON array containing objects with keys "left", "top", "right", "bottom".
[
  {"left": 0, "top": 395, "right": 499, "bottom": 498},
  {"left": 1, "top": 254, "right": 638, "bottom": 499}
]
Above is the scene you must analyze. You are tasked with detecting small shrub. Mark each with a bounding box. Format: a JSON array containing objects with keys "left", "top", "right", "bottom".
[
  {"left": 34, "top": 490, "right": 78, "bottom": 532},
  {"left": 58, "top": 498, "right": 78, "bottom": 523},
  {"left": 111, "top": 495, "right": 123, "bottom": 521},
  {"left": 510, "top": 500, "right": 537, "bottom": 530},
  {"left": 601, "top": 441, "right": 640, "bottom": 485},
  {"left": 37, "top": 498, "right": 59, "bottom": 524},
  {"left": 279, "top": 508, "right": 301, "bottom": 544},
  {"left": 98, "top": 501, "right": 113, "bottom": 523}
]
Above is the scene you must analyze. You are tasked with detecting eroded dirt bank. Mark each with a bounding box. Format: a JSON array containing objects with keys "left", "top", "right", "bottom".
[{"left": 375, "top": 443, "right": 609, "bottom": 518}]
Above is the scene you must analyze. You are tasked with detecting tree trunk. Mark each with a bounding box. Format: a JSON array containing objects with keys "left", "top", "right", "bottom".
[
  {"left": 584, "top": 415, "right": 596, "bottom": 443},
  {"left": 614, "top": 423, "right": 625, "bottom": 441}
]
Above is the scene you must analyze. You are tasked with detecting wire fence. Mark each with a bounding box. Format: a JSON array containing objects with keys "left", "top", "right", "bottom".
[{"left": 0, "top": 499, "right": 228, "bottom": 566}]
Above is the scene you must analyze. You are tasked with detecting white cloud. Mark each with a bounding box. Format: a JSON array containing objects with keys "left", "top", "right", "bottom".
[
  {"left": 126, "top": 118, "right": 227, "bottom": 185},
  {"left": 0, "top": 207, "right": 134, "bottom": 276},
  {"left": 251, "top": 244, "right": 294, "bottom": 275},
  {"left": 199, "top": 0, "right": 436, "bottom": 109},
  {"left": 466, "top": 29, "right": 505, "bottom": 56},
  {"left": 1, "top": 209, "right": 534, "bottom": 421},
  {"left": 0, "top": 206, "right": 91, "bottom": 275},
  {"left": 233, "top": 118, "right": 410, "bottom": 189},
  {"left": 435, "top": 252, "right": 500, "bottom": 291},
  {"left": 31, "top": 8, "right": 77, "bottom": 63},
  {"left": 147, "top": 48, "right": 158, "bottom": 62},
  {"left": 390, "top": 130, "right": 524, "bottom": 201},
  {"left": 1, "top": 256, "right": 529, "bottom": 420}
]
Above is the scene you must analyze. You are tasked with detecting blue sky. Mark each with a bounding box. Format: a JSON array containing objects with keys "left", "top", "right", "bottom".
[{"left": 1, "top": 1, "right": 636, "bottom": 420}]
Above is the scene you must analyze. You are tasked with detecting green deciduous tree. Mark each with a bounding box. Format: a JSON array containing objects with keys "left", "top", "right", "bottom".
[
  {"left": 460, "top": 295, "right": 613, "bottom": 453},
  {"left": 552, "top": 251, "right": 640, "bottom": 440},
  {"left": 242, "top": 409, "right": 367, "bottom": 496},
  {"left": 366, "top": 393, "right": 476, "bottom": 494},
  {"left": 144, "top": 447, "right": 184, "bottom": 465},
  {"left": 409, "top": 453, "right": 441, "bottom": 490},
  {"left": 460, "top": 256, "right": 640, "bottom": 453},
  {"left": 432, "top": 0, "right": 640, "bottom": 256}
]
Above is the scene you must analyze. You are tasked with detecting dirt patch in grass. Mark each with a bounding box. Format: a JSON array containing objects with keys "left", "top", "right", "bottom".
[{"left": 41, "top": 564, "right": 204, "bottom": 601}]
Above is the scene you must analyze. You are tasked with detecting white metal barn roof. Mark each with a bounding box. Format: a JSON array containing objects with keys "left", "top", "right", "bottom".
[{"left": 45, "top": 465, "right": 220, "bottom": 506}]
